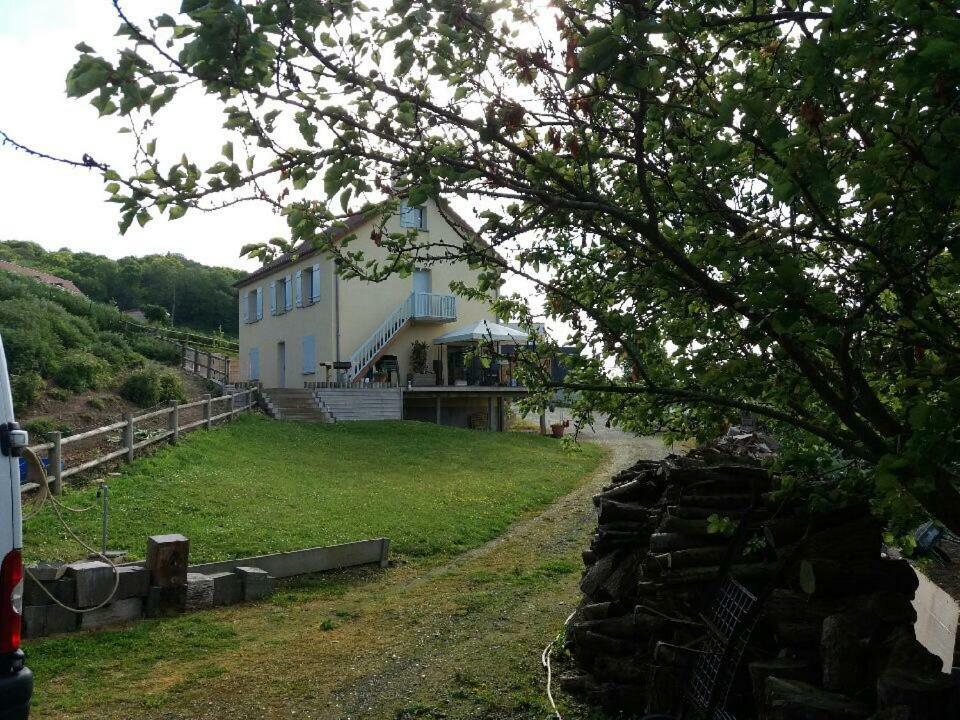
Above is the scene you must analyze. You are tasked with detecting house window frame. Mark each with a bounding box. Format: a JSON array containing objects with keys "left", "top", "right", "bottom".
[{"left": 399, "top": 201, "right": 427, "bottom": 230}]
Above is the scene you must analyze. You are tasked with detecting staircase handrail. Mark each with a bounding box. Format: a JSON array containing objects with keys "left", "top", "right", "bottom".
[{"left": 348, "top": 293, "right": 414, "bottom": 380}]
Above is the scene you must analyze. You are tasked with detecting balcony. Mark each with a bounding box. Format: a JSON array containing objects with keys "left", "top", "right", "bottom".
[{"left": 410, "top": 292, "right": 456, "bottom": 323}]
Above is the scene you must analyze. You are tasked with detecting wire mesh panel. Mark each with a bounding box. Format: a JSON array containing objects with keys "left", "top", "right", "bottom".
[{"left": 688, "top": 578, "right": 759, "bottom": 720}]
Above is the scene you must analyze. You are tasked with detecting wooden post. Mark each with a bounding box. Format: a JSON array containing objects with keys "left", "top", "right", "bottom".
[
  {"left": 205, "top": 351, "right": 212, "bottom": 380},
  {"left": 539, "top": 412, "right": 547, "bottom": 436},
  {"left": 168, "top": 401, "right": 179, "bottom": 444},
  {"left": 203, "top": 393, "right": 212, "bottom": 429},
  {"left": 224, "top": 357, "right": 231, "bottom": 385},
  {"left": 180, "top": 342, "right": 187, "bottom": 372},
  {"left": 124, "top": 412, "right": 135, "bottom": 462},
  {"left": 435, "top": 395, "right": 441, "bottom": 425},
  {"left": 487, "top": 397, "right": 495, "bottom": 431},
  {"left": 48, "top": 432, "right": 63, "bottom": 496}
]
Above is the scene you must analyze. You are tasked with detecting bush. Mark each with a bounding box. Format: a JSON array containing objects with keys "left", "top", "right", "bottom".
[
  {"left": 120, "top": 366, "right": 185, "bottom": 407},
  {"left": 11, "top": 372, "right": 43, "bottom": 410},
  {"left": 86, "top": 397, "right": 106, "bottom": 410},
  {"left": 158, "top": 371, "right": 185, "bottom": 403},
  {"left": 23, "top": 417, "right": 72, "bottom": 439},
  {"left": 130, "top": 336, "right": 180, "bottom": 365},
  {"left": 53, "top": 351, "right": 111, "bottom": 393}
]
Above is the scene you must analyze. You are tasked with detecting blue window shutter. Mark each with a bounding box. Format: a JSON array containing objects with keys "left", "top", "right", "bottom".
[
  {"left": 269, "top": 281, "right": 277, "bottom": 315},
  {"left": 285, "top": 275, "right": 293, "bottom": 311},
  {"left": 302, "top": 335, "right": 315, "bottom": 374},
  {"left": 295, "top": 269, "right": 303, "bottom": 307},
  {"left": 255, "top": 287, "right": 263, "bottom": 320},
  {"left": 419, "top": 205, "right": 427, "bottom": 230},
  {"left": 311, "top": 263, "right": 321, "bottom": 301},
  {"left": 249, "top": 347, "right": 260, "bottom": 380},
  {"left": 242, "top": 290, "right": 250, "bottom": 323}
]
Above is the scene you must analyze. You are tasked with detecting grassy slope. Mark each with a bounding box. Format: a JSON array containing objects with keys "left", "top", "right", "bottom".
[{"left": 24, "top": 415, "right": 602, "bottom": 563}]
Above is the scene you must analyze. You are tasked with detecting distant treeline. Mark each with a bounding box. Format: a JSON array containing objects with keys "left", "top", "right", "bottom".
[{"left": 0, "top": 241, "right": 245, "bottom": 334}]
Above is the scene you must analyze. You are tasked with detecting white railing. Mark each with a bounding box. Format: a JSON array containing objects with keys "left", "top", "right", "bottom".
[
  {"left": 347, "top": 292, "right": 458, "bottom": 381},
  {"left": 411, "top": 292, "right": 456, "bottom": 320},
  {"left": 348, "top": 294, "right": 414, "bottom": 380}
]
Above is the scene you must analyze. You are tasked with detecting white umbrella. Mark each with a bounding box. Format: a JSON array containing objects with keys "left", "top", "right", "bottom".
[{"left": 432, "top": 320, "right": 529, "bottom": 345}]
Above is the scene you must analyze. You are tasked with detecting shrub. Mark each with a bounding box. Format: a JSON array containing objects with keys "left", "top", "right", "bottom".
[
  {"left": 49, "top": 388, "right": 71, "bottom": 402},
  {"left": 11, "top": 372, "right": 43, "bottom": 410},
  {"left": 86, "top": 397, "right": 106, "bottom": 411},
  {"left": 158, "top": 371, "right": 185, "bottom": 403},
  {"left": 120, "top": 366, "right": 185, "bottom": 407},
  {"left": 130, "top": 336, "right": 180, "bottom": 365},
  {"left": 53, "top": 351, "right": 111, "bottom": 393},
  {"left": 23, "top": 417, "right": 72, "bottom": 439}
]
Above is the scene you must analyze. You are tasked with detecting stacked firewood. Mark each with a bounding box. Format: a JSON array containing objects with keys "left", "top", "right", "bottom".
[{"left": 562, "top": 433, "right": 959, "bottom": 719}]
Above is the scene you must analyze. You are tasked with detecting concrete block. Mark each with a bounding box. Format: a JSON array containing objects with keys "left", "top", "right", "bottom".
[
  {"left": 45, "top": 604, "right": 79, "bottom": 635},
  {"left": 145, "top": 585, "right": 186, "bottom": 617},
  {"left": 114, "top": 566, "right": 149, "bottom": 601},
  {"left": 185, "top": 573, "right": 214, "bottom": 611},
  {"left": 236, "top": 566, "right": 274, "bottom": 601},
  {"left": 23, "top": 604, "right": 78, "bottom": 638},
  {"left": 67, "top": 561, "right": 114, "bottom": 608},
  {"left": 146, "top": 534, "right": 189, "bottom": 589},
  {"left": 25, "top": 562, "right": 64, "bottom": 583},
  {"left": 209, "top": 571, "right": 242, "bottom": 606},
  {"left": 80, "top": 598, "right": 143, "bottom": 631},
  {"left": 23, "top": 576, "right": 75, "bottom": 607}
]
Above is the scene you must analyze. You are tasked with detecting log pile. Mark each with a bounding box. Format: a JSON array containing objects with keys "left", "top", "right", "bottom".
[{"left": 562, "top": 432, "right": 959, "bottom": 719}]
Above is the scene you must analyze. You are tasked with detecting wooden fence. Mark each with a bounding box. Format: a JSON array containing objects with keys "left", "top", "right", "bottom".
[
  {"left": 180, "top": 344, "right": 238, "bottom": 385},
  {"left": 22, "top": 387, "right": 258, "bottom": 495}
]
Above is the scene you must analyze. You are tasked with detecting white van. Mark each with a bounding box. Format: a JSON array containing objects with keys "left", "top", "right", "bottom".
[{"left": 0, "top": 335, "right": 33, "bottom": 719}]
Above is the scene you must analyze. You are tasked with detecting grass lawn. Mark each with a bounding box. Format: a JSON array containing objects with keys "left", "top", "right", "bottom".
[{"left": 24, "top": 414, "right": 602, "bottom": 563}]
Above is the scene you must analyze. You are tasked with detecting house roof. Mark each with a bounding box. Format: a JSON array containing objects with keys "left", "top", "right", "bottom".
[
  {"left": 233, "top": 196, "right": 499, "bottom": 290},
  {"left": 0, "top": 261, "right": 84, "bottom": 296}
]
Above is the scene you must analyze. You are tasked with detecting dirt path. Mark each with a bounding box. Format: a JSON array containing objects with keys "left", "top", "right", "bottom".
[{"left": 47, "top": 429, "right": 668, "bottom": 720}]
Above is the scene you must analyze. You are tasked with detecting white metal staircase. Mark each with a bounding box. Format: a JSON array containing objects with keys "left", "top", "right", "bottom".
[{"left": 348, "top": 292, "right": 456, "bottom": 381}]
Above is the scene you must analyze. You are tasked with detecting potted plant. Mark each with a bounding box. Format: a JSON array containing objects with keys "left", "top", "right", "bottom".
[
  {"left": 410, "top": 340, "right": 435, "bottom": 386},
  {"left": 550, "top": 418, "right": 570, "bottom": 439}
]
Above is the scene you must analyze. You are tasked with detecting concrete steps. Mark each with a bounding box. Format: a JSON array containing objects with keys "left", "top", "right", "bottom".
[
  {"left": 312, "top": 388, "right": 403, "bottom": 422},
  {"left": 261, "top": 388, "right": 331, "bottom": 423}
]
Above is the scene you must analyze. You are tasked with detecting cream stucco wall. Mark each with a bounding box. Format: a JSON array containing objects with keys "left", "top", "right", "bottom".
[{"left": 237, "top": 198, "right": 498, "bottom": 388}]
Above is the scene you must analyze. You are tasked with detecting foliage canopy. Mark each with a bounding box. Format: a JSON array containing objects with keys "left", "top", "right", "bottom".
[{"left": 68, "top": 1, "right": 960, "bottom": 532}]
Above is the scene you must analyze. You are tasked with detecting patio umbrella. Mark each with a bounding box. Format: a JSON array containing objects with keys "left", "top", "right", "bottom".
[{"left": 431, "top": 320, "right": 529, "bottom": 345}]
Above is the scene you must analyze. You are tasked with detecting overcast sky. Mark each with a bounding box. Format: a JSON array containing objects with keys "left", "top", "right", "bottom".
[{"left": 0, "top": 1, "right": 319, "bottom": 273}]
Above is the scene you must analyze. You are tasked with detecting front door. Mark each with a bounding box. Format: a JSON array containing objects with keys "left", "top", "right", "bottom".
[
  {"left": 277, "top": 342, "right": 286, "bottom": 388},
  {"left": 413, "top": 268, "right": 432, "bottom": 294}
]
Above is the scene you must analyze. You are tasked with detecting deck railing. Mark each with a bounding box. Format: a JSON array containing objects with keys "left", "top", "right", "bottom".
[{"left": 411, "top": 292, "right": 456, "bottom": 321}]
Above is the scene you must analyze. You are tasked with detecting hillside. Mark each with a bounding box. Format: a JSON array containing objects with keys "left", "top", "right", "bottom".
[
  {"left": 0, "top": 240, "right": 244, "bottom": 334},
  {"left": 0, "top": 269, "right": 213, "bottom": 425}
]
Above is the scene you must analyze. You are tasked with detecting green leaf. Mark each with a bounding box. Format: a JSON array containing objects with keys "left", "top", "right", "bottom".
[
  {"left": 75, "top": 42, "right": 95, "bottom": 54},
  {"left": 169, "top": 205, "right": 187, "bottom": 220},
  {"left": 222, "top": 141, "right": 233, "bottom": 161}
]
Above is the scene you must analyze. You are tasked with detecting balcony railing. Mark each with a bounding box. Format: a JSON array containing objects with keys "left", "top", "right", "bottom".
[{"left": 410, "top": 292, "right": 456, "bottom": 322}]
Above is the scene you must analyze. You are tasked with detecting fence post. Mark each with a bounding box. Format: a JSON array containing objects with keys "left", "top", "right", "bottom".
[
  {"left": 205, "top": 351, "right": 212, "bottom": 380},
  {"left": 169, "top": 401, "right": 179, "bottom": 444},
  {"left": 124, "top": 412, "right": 135, "bottom": 462},
  {"left": 225, "top": 357, "right": 231, "bottom": 385},
  {"left": 180, "top": 342, "right": 187, "bottom": 372},
  {"left": 48, "top": 432, "right": 63, "bottom": 496},
  {"left": 204, "top": 393, "right": 212, "bottom": 429}
]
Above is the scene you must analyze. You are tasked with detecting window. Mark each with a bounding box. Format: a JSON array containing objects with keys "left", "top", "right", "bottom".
[
  {"left": 271, "top": 277, "right": 293, "bottom": 314},
  {"left": 296, "top": 263, "right": 322, "bottom": 307},
  {"left": 302, "top": 335, "right": 316, "bottom": 375},
  {"left": 400, "top": 201, "right": 427, "bottom": 230},
  {"left": 243, "top": 288, "right": 263, "bottom": 323},
  {"left": 283, "top": 275, "right": 293, "bottom": 312}
]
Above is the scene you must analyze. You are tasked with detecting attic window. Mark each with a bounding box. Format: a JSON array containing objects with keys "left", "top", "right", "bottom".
[{"left": 400, "top": 201, "right": 427, "bottom": 230}]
